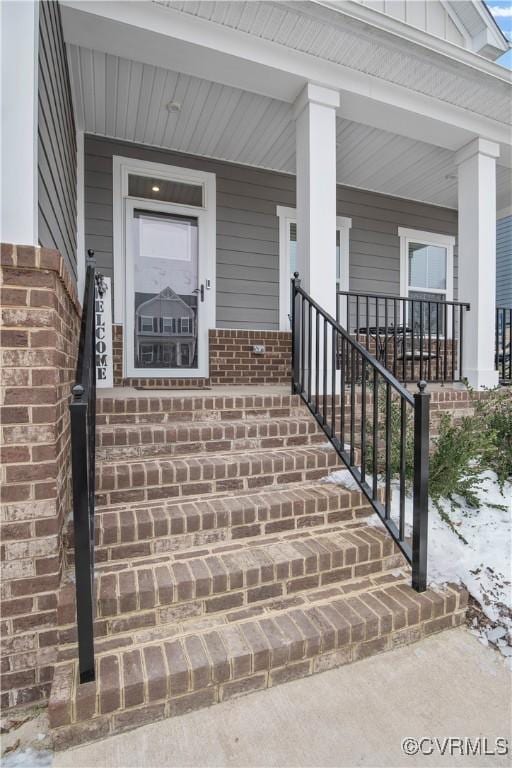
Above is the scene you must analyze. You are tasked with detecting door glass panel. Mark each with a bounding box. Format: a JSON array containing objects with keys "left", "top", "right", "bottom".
[
  {"left": 133, "top": 210, "right": 198, "bottom": 370},
  {"left": 128, "top": 175, "right": 203, "bottom": 207}
]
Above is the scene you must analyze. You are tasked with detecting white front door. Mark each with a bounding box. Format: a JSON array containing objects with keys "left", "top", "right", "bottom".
[{"left": 125, "top": 198, "right": 213, "bottom": 378}]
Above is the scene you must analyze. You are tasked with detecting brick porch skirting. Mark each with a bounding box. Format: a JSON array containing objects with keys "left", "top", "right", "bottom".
[
  {"left": 112, "top": 326, "right": 292, "bottom": 387},
  {"left": 0, "top": 243, "right": 81, "bottom": 708}
]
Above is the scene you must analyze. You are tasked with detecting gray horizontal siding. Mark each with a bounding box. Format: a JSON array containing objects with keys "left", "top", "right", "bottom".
[
  {"left": 38, "top": 1, "right": 77, "bottom": 281},
  {"left": 336, "top": 186, "right": 458, "bottom": 299},
  {"left": 84, "top": 135, "right": 292, "bottom": 329},
  {"left": 497, "top": 216, "right": 512, "bottom": 307},
  {"left": 84, "top": 135, "right": 458, "bottom": 330}
]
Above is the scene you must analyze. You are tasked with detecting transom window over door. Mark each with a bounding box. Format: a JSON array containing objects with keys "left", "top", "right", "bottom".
[
  {"left": 399, "top": 228, "right": 455, "bottom": 334},
  {"left": 277, "top": 206, "right": 351, "bottom": 330}
]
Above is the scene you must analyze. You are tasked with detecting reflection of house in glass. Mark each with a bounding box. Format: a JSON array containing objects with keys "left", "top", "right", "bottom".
[{"left": 134, "top": 286, "right": 197, "bottom": 369}]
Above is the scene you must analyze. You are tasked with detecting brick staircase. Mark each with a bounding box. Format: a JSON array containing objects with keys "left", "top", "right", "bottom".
[{"left": 48, "top": 391, "right": 467, "bottom": 749}]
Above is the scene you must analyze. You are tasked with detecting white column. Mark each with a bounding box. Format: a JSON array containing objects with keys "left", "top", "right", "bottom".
[
  {"left": 455, "top": 138, "right": 500, "bottom": 390},
  {"left": 295, "top": 83, "right": 339, "bottom": 318},
  {"left": 0, "top": 0, "right": 39, "bottom": 245}
]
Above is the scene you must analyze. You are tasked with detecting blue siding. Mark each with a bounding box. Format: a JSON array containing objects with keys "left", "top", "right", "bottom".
[{"left": 497, "top": 216, "right": 512, "bottom": 307}]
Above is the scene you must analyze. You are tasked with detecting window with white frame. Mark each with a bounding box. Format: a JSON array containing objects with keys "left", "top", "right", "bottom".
[
  {"left": 277, "top": 206, "right": 351, "bottom": 330},
  {"left": 399, "top": 228, "right": 455, "bottom": 335},
  {"left": 139, "top": 316, "right": 156, "bottom": 333}
]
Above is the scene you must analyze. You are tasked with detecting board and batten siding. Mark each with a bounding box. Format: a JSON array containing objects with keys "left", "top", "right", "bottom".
[
  {"left": 84, "top": 135, "right": 458, "bottom": 330},
  {"left": 497, "top": 216, "right": 512, "bottom": 307},
  {"left": 38, "top": 1, "right": 77, "bottom": 281}
]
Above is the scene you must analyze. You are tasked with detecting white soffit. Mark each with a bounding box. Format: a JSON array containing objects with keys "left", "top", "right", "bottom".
[
  {"left": 162, "top": 0, "right": 511, "bottom": 124},
  {"left": 68, "top": 45, "right": 511, "bottom": 211}
]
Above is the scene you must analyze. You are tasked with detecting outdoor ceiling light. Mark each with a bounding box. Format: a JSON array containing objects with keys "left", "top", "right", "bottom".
[
  {"left": 152, "top": 185, "right": 160, "bottom": 192},
  {"left": 166, "top": 101, "right": 181, "bottom": 113}
]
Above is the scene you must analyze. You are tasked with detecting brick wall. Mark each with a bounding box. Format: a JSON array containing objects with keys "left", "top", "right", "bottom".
[
  {"left": 0, "top": 243, "right": 81, "bottom": 708},
  {"left": 209, "top": 330, "right": 291, "bottom": 385},
  {"left": 111, "top": 327, "right": 292, "bottom": 387}
]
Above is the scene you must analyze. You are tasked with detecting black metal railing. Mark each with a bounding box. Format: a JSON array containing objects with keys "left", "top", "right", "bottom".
[
  {"left": 292, "top": 274, "right": 430, "bottom": 591},
  {"left": 69, "top": 250, "right": 99, "bottom": 683},
  {"left": 336, "top": 290, "right": 470, "bottom": 384},
  {"left": 496, "top": 306, "right": 512, "bottom": 384}
]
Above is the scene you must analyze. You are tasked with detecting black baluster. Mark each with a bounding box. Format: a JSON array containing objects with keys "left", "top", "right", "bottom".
[
  {"left": 315, "top": 309, "right": 320, "bottom": 414},
  {"left": 443, "top": 302, "right": 448, "bottom": 382},
  {"left": 350, "top": 345, "right": 356, "bottom": 466},
  {"left": 399, "top": 398, "right": 406, "bottom": 542},
  {"left": 331, "top": 325, "right": 336, "bottom": 440},
  {"left": 323, "top": 317, "right": 328, "bottom": 425},
  {"left": 372, "top": 369, "right": 379, "bottom": 501},
  {"left": 427, "top": 301, "right": 432, "bottom": 381},
  {"left": 385, "top": 382, "right": 391, "bottom": 520},
  {"left": 436, "top": 302, "right": 440, "bottom": 381},
  {"left": 361, "top": 359, "right": 367, "bottom": 483}
]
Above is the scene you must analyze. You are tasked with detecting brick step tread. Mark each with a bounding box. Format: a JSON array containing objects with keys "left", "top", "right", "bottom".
[
  {"left": 56, "top": 564, "right": 411, "bottom": 660},
  {"left": 49, "top": 581, "right": 467, "bottom": 748},
  {"left": 96, "top": 446, "right": 342, "bottom": 507},
  {"left": 97, "top": 393, "right": 302, "bottom": 415},
  {"left": 59, "top": 525, "right": 401, "bottom": 626},
  {"left": 96, "top": 417, "right": 326, "bottom": 459},
  {"left": 96, "top": 389, "right": 473, "bottom": 418},
  {"left": 66, "top": 482, "right": 371, "bottom": 561},
  {"left": 96, "top": 394, "right": 306, "bottom": 425}
]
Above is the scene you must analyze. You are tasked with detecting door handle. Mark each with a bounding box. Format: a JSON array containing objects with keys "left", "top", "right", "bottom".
[{"left": 193, "top": 285, "right": 205, "bottom": 302}]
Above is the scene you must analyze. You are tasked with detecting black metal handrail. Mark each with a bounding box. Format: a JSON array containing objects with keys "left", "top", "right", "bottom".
[
  {"left": 69, "top": 250, "right": 98, "bottom": 683},
  {"left": 336, "top": 290, "right": 470, "bottom": 384},
  {"left": 496, "top": 306, "right": 512, "bottom": 384},
  {"left": 292, "top": 274, "right": 430, "bottom": 591}
]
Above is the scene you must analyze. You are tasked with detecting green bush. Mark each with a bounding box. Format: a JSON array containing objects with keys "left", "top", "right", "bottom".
[
  {"left": 363, "top": 386, "right": 512, "bottom": 519},
  {"left": 474, "top": 388, "right": 512, "bottom": 488}
]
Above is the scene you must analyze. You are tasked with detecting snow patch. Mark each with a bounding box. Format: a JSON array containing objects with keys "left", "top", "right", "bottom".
[
  {"left": 327, "top": 465, "right": 511, "bottom": 659},
  {"left": 2, "top": 748, "right": 52, "bottom": 767},
  {"left": 321, "top": 469, "right": 361, "bottom": 492}
]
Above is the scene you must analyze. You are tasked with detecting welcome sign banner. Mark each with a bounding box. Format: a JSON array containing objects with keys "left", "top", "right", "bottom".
[{"left": 95, "top": 276, "right": 113, "bottom": 388}]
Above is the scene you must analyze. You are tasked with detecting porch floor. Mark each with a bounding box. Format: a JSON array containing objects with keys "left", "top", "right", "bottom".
[{"left": 98, "top": 382, "right": 469, "bottom": 399}]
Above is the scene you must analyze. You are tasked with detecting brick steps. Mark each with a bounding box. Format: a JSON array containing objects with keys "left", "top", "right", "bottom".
[
  {"left": 96, "top": 446, "right": 343, "bottom": 507},
  {"left": 56, "top": 554, "right": 411, "bottom": 662},
  {"left": 49, "top": 579, "right": 467, "bottom": 749},
  {"left": 96, "top": 416, "right": 326, "bottom": 460},
  {"left": 96, "top": 394, "right": 305, "bottom": 426},
  {"left": 50, "top": 389, "right": 469, "bottom": 749},
  {"left": 58, "top": 525, "right": 403, "bottom": 642},
  {"left": 65, "top": 482, "right": 373, "bottom": 565}
]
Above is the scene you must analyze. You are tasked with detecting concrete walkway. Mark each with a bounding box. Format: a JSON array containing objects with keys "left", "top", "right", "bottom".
[{"left": 53, "top": 629, "right": 511, "bottom": 768}]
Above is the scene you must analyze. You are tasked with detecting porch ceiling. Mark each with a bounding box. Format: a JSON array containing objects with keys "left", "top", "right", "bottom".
[{"left": 67, "top": 44, "right": 511, "bottom": 211}]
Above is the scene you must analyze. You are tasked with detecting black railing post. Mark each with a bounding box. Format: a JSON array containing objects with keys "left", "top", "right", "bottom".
[
  {"left": 412, "top": 380, "right": 430, "bottom": 592},
  {"left": 70, "top": 250, "right": 98, "bottom": 684},
  {"left": 291, "top": 272, "right": 301, "bottom": 393},
  {"left": 70, "top": 384, "right": 95, "bottom": 682}
]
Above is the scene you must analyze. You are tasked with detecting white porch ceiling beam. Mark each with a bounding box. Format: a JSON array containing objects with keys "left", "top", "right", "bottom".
[{"left": 60, "top": 1, "right": 511, "bottom": 165}]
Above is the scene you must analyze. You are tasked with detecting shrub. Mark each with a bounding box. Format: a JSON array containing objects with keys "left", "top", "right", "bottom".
[
  {"left": 474, "top": 388, "right": 512, "bottom": 488},
  {"left": 363, "top": 386, "right": 511, "bottom": 523}
]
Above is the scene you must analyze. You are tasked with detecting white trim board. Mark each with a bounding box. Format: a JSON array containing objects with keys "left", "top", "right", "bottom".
[
  {"left": 112, "top": 155, "right": 216, "bottom": 378},
  {"left": 76, "top": 129, "right": 86, "bottom": 298},
  {"left": 277, "top": 205, "right": 352, "bottom": 330}
]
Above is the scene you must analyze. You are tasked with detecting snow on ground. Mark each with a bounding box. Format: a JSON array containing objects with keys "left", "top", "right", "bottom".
[
  {"left": 322, "top": 468, "right": 361, "bottom": 492},
  {"left": 2, "top": 748, "right": 52, "bottom": 767},
  {"left": 326, "top": 468, "right": 512, "bottom": 661}
]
